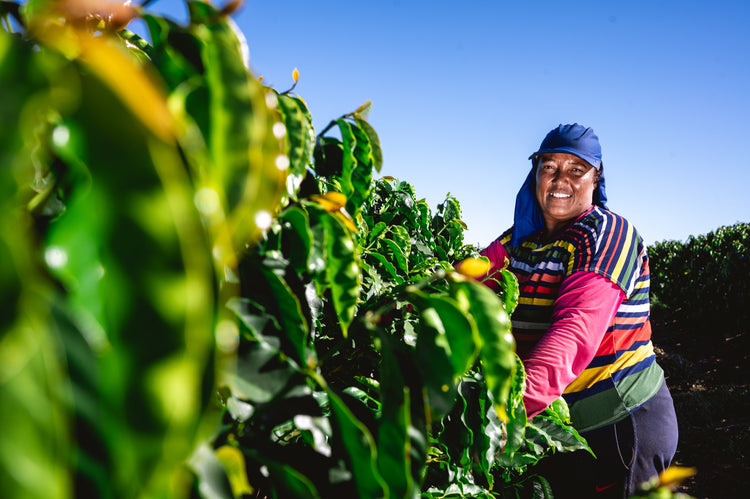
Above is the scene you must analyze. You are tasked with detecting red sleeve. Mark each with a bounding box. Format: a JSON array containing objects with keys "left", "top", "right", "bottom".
[{"left": 522, "top": 271, "right": 625, "bottom": 417}]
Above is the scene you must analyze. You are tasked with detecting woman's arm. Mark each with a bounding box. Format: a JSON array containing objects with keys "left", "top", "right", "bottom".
[{"left": 522, "top": 271, "right": 625, "bottom": 417}]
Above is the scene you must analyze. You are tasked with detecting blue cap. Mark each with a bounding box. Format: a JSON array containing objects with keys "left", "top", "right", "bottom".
[
  {"left": 509, "top": 124, "right": 608, "bottom": 246},
  {"left": 529, "top": 123, "right": 602, "bottom": 169}
]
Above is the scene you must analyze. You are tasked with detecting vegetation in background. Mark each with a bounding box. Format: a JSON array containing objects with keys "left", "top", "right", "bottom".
[
  {"left": 647, "top": 224, "right": 748, "bottom": 499},
  {"left": 1, "top": 1, "right": 695, "bottom": 497},
  {"left": 649, "top": 223, "right": 749, "bottom": 335}
]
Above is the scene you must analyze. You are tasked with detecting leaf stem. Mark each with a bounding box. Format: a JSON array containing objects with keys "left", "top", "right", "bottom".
[
  {"left": 1, "top": 1, "right": 23, "bottom": 31},
  {"left": 317, "top": 107, "right": 362, "bottom": 138}
]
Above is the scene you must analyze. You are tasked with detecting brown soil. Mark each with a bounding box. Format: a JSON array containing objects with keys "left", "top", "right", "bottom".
[{"left": 651, "top": 309, "right": 750, "bottom": 499}]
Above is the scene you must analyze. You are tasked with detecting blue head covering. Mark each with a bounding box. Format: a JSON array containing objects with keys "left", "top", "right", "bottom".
[{"left": 510, "top": 124, "right": 608, "bottom": 246}]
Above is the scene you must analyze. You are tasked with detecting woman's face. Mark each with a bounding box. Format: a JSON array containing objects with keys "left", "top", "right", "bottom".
[{"left": 535, "top": 152, "right": 598, "bottom": 227}]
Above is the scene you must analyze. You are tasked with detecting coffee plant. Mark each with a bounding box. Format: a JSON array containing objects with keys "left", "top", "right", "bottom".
[
  {"left": 1, "top": 1, "right": 694, "bottom": 497},
  {"left": 649, "top": 223, "right": 749, "bottom": 333}
]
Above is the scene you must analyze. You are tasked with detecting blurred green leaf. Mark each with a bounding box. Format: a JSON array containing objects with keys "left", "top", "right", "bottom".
[
  {"left": 263, "top": 459, "right": 322, "bottom": 499},
  {"left": 323, "top": 380, "right": 388, "bottom": 499},
  {"left": 186, "top": 0, "right": 286, "bottom": 259}
]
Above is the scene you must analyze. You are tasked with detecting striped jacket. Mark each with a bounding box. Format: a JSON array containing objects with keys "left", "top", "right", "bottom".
[{"left": 495, "top": 206, "right": 664, "bottom": 432}]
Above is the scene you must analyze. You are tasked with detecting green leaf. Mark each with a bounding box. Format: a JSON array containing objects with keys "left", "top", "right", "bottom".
[
  {"left": 279, "top": 206, "right": 312, "bottom": 275},
  {"left": 347, "top": 120, "right": 375, "bottom": 217},
  {"left": 377, "top": 340, "right": 417, "bottom": 499},
  {"left": 460, "top": 375, "right": 504, "bottom": 485},
  {"left": 187, "top": 0, "right": 286, "bottom": 255},
  {"left": 45, "top": 63, "right": 215, "bottom": 496},
  {"left": 366, "top": 252, "right": 403, "bottom": 285},
  {"left": 547, "top": 397, "right": 571, "bottom": 424},
  {"left": 385, "top": 224, "right": 411, "bottom": 274},
  {"left": 186, "top": 444, "right": 235, "bottom": 499},
  {"left": 43, "top": 183, "right": 111, "bottom": 343},
  {"left": 263, "top": 263, "right": 310, "bottom": 363},
  {"left": 312, "top": 136, "right": 344, "bottom": 178},
  {"left": 503, "top": 355, "right": 528, "bottom": 458},
  {"left": 277, "top": 93, "right": 315, "bottom": 180},
  {"left": 410, "top": 303, "right": 459, "bottom": 420},
  {"left": 381, "top": 237, "right": 409, "bottom": 275},
  {"left": 531, "top": 402, "right": 591, "bottom": 456},
  {"left": 498, "top": 268, "right": 520, "bottom": 315},
  {"left": 441, "top": 381, "right": 474, "bottom": 468},
  {"left": 452, "top": 280, "right": 516, "bottom": 421},
  {"left": 225, "top": 296, "right": 277, "bottom": 339},
  {"left": 334, "top": 118, "right": 356, "bottom": 198},
  {"left": 0, "top": 293, "right": 71, "bottom": 499},
  {"left": 408, "top": 289, "right": 479, "bottom": 378},
  {"left": 0, "top": 29, "right": 45, "bottom": 171},
  {"left": 223, "top": 336, "right": 296, "bottom": 404},
  {"left": 263, "top": 458, "right": 322, "bottom": 499},
  {"left": 355, "top": 117, "right": 383, "bottom": 173},
  {"left": 525, "top": 416, "right": 591, "bottom": 456},
  {"left": 310, "top": 207, "right": 360, "bottom": 337},
  {"left": 367, "top": 221, "right": 388, "bottom": 245},
  {"left": 321, "top": 381, "right": 388, "bottom": 499},
  {"left": 142, "top": 14, "right": 206, "bottom": 95}
]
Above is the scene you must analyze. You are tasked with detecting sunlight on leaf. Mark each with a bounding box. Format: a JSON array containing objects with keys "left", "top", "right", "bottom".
[
  {"left": 455, "top": 257, "right": 491, "bottom": 279},
  {"left": 658, "top": 466, "right": 697, "bottom": 489},
  {"left": 215, "top": 445, "right": 255, "bottom": 497},
  {"left": 310, "top": 193, "right": 358, "bottom": 233},
  {"left": 311, "top": 192, "right": 347, "bottom": 211},
  {"left": 31, "top": 21, "right": 176, "bottom": 142},
  {"left": 146, "top": 355, "right": 199, "bottom": 425},
  {"left": 219, "top": 0, "right": 243, "bottom": 17},
  {"left": 353, "top": 99, "right": 372, "bottom": 120}
]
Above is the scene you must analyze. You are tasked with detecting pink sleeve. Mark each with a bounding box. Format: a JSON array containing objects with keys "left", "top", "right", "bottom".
[
  {"left": 522, "top": 271, "right": 625, "bottom": 417},
  {"left": 478, "top": 239, "right": 509, "bottom": 291}
]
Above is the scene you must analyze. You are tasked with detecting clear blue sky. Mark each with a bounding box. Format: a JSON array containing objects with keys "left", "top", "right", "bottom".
[{"left": 133, "top": 0, "right": 749, "bottom": 247}]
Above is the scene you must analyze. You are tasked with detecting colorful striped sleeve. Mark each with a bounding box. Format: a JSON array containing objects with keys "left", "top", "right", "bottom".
[{"left": 570, "top": 211, "right": 645, "bottom": 298}]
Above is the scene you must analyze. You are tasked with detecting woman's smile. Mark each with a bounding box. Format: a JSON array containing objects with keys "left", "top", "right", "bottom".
[{"left": 548, "top": 191, "right": 572, "bottom": 199}]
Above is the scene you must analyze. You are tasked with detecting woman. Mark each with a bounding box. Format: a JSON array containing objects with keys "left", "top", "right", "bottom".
[{"left": 480, "top": 124, "right": 678, "bottom": 498}]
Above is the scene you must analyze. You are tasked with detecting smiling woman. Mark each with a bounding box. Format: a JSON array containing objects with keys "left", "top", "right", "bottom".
[
  {"left": 477, "top": 124, "right": 680, "bottom": 498},
  {"left": 534, "top": 152, "right": 600, "bottom": 243}
]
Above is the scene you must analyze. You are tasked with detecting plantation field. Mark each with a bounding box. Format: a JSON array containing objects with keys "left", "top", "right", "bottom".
[
  {"left": 652, "top": 309, "right": 750, "bottom": 499},
  {"left": 3, "top": 3, "right": 746, "bottom": 496}
]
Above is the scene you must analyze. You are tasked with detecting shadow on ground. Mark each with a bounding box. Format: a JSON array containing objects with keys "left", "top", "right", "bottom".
[{"left": 652, "top": 309, "right": 750, "bottom": 499}]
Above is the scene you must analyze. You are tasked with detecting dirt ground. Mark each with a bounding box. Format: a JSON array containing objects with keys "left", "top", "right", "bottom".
[{"left": 650, "top": 310, "right": 750, "bottom": 499}]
